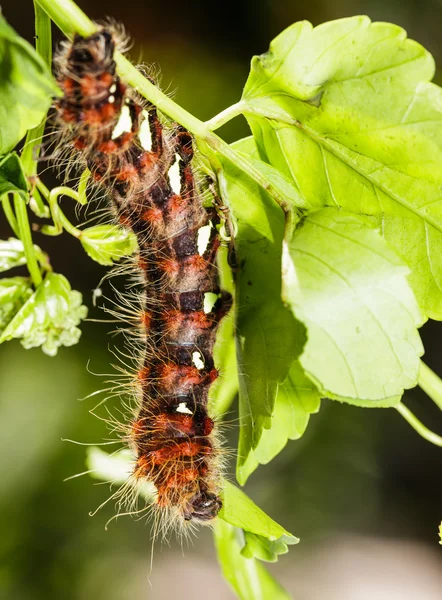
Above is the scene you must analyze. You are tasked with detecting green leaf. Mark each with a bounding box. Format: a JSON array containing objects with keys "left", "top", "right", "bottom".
[
  {"left": 0, "top": 152, "right": 28, "bottom": 199},
  {"left": 0, "top": 276, "right": 32, "bottom": 333},
  {"left": 79, "top": 224, "right": 138, "bottom": 265},
  {"left": 241, "top": 531, "right": 292, "bottom": 563},
  {"left": 214, "top": 520, "right": 292, "bottom": 600},
  {"left": 0, "top": 237, "right": 44, "bottom": 272},
  {"left": 240, "top": 357, "right": 321, "bottom": 482},
  {"left": 219, "top": 139, "right": 302, "bottom": 482},
  {"left": 209, "top": 313, "right": 238, "bottom": 416},
  {"left": 242, "top": 16, "right": 442, "bottom": 320},
  {"left": 220, "top": 481, "right": 299, "bottom": 546},
  {"left": 283, "top": 209, "right": 424, "bottom": 405},
  {"left": 209, "top": 244, "right": 238, "bottom": 416},
  {"left": 0, "top": 272, "right": 88, "bottom": 355},
  {"left": 0, "top": 14, "right": 59, "bottom": 153}
]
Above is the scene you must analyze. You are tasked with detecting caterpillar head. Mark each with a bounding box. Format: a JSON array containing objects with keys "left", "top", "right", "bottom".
[
  {"left": 68, "top": 30, "right": 115, "bottom": 74},
  {"left": 184, "top": 490, "right": 222, "bottom": 523}
]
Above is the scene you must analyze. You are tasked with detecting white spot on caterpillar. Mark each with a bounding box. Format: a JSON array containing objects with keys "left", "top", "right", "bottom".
[
  {"left": 176, "top": 402, "right": 193, "bottom": 415},
  {"left": 109, "top": 83, "right": 117, "bottom": 94},
  {"left": 111, "top": 105, "right": 132, "bottom": 139},
  {"left": 108, "top": 95, "right": 115, "bottom": 104},
  {"left": 168, "top": 154, "right": 181, "bottom": 194},
  {"left": 139, "top": 112, "right": 152, "bottom": 150},
  {"left": 203, "top": 292, "right": 218, "bottom": 314},
  {"left": 197, "top": 224, "right": 212, "bottom": 255},
  {"left": 192, "top": 351, "right": 205, "bottom": 370}
]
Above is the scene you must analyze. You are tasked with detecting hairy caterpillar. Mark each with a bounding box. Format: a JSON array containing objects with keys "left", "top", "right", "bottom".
[{"left": 53, "top": 26, "right": 232, "bottom": 530}]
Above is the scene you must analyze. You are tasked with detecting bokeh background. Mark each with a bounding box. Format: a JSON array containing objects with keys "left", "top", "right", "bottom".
[{"left": 1, "top": 0, "right": 442, "bottom": 598}]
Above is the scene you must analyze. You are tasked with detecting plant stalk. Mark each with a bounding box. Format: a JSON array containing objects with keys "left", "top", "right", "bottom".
[
  {"left": 205, "top": 101, "right": 246, "bottom": 131},
  {"left": 13, "top": 194, "right": 43, "bottom": 287},
  {"left": 418, "top": 360, "right": 442, "bottom": 411},
  {"left": 396, "top": 402, "right": 442, "bottom": 447},
  {"left": 2, "top": 195, "right": 20, "bottom": 237},
  {"left": 21, "top": 1, "right": 53, "bottom": 177}
]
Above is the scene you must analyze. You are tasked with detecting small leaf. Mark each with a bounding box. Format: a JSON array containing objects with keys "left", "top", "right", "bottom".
[
  {"left": 241, "top": 531, "right": 292, "bottom": 563},
  {"left": 0, "top": 152, "right": 28, "bottom": 199},
  {"left": 214, "top": 520, "right": 292, "bottom": 600},
  {"left": 0, "top": 276, "right": 32, "bottom": 333},
  {"left": 0, "top": 14, "right": 59, "bottom": 153},
  {"left": 0, "top": 272, "right": 88, "bottom": 356},
  {"left": 242, "top": 16, "right": 442, "bottom": 320},
  {"left": 0, "top": 237, "right": 44, "bottom": 272},
  {"left": 220, "top": 481, "right": 299, "bottom": 546},
  {"left": 283, "top": 209, "right": 424, "bottom": 404},
  {"left": 79, "top": 224, "right": 138, "bottom": 265}
]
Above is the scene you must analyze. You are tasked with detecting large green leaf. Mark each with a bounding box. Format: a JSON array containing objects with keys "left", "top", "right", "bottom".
[
  {"left": 218, "top": 141, "right": 301, "bottom": 477},
  {"left": 242, "top": 16, "right": 442, "bottom": 320},
  {"left": 214, "top": 520, "right": 292, "bottom": 600},
  {"left": 283, "top": 209, "right": 424, "bottom": 404},
  {"left": 0, "top": 14, "right": 59, "bottom": 153}
]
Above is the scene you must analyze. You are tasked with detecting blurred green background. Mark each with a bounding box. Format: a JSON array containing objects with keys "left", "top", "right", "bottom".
[{"left": 1, "top": 0, "right": 442, "bottom": 598}]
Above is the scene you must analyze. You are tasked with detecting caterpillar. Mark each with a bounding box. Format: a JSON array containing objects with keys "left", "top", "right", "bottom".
[{"left": 53, "top": 26, "right": 232, "bottom": 530}]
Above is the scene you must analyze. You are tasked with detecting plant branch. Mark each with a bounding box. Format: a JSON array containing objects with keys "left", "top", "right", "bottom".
[
  {"left": 13, "top": 194, "right": 43, "bottom": 287},
  {"left": 205, "top": 101, "right": 246, "bottom": 131},
  {"left": 35, "top": 0, "right": 298, "bottom": 214},
  {"left": 395, "top": 402, "right": 442, "bottom": 447},
  {"left": 21, "top": 1, "right": 53, "bottom": 177},
  {"left": 418, "top": 360, "right": 442, "bottom": 411}
]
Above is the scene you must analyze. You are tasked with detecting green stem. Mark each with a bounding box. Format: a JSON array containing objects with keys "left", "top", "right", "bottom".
[
  {"left": 35, "top": 0, "right": 296, "bottom": 213},
  {"left": 13, "top": 194, "right": 43, "bottom": 287},
  {"left": 395, "top": 402, "right": 442, "bottom": 447},
  {"left": 37, "top": 181, "right": 82, "bottom": 237},
  {"left": 21, "top": 2, "right": 53, "bottom": 177},
  {"left": 2, "top": 195, "right": 20, "bottom": 237},
  {"left": 418, "top": 360, "right": 442, "bottom": 411},
  {"left": 36, "top": 0, "right": 95, "bottom": 38},
  {"left": 77, "top": 169, "right": 90, "bottom": 205},
  {"left": 205, "top": 101, "right": 246, "bottom": 131}
]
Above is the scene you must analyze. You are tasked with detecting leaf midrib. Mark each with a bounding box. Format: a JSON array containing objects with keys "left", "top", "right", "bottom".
[{"left": 276, "top": 117, "right": 442, "bottom": 234}]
